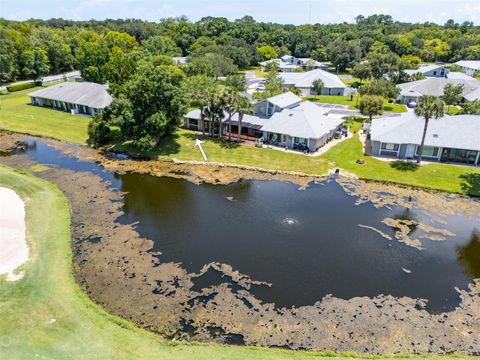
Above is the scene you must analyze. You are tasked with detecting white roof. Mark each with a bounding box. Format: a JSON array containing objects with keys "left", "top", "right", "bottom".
[
  {"left": 28, "top": 81, "right": 112, "bottom": 109},
  {"left": 371, "top": 113, "right": 480, "bottom": 151},
  {"left": 404, "top": 64, "right": 446, "bottom": 76},
  {"left": 455, "top": 60, "right": 480, "bottom": 71},
  {"left": 280, "top": 69, "right": 346, "bottom": 89},
  {"left": 261, "top": 101, "right": 344, "bottom": 139},
  {"left": 281, "top": 55, "right": 294, "bottom": 61},
  {"left": 447, "top": 72, "right": 476, "bottom": 80},
  {"left": 398, "top": 78, "right": 480, "bottom": 100},
  {"left": 264, "top": 91, "right": 301, "bottom": 108}
]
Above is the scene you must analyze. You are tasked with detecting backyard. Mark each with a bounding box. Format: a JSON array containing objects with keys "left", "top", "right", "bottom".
[{"left": 0, "top": 88, "right": 479, "bottom": 195}]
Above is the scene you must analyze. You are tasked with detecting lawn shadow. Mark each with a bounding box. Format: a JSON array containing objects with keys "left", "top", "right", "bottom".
[
  {"left": 182, "top": 132, "right": 240, "bottom": 150},
  {"left": 390, "top": 161, "right": 419, "bottom": 172},
  {"left": 459, "top": 173, "right": 480, "bottom": 196},
  {"left": 108, "top": 132, "right": 181, "bottom": 158}
]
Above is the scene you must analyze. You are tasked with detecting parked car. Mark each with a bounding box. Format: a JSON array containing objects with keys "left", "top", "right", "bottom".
[
  {"left": 407, "top": 101, "right": 417, "bottom": 108},
  {"left": 256, "top": 83, "right": 266, "bottom": 91}
]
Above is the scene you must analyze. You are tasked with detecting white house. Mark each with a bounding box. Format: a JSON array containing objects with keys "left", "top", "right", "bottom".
[
  {"left": 369, "top": 113, "right": 480, "bottom": 165},
  {"left": 260, "top": 55, "right": 329, "bottom": 73},
  {"left": 28, "top": 81, "right": 112, "bottom": 116},
  {"left": 397, "top": 77, "right": 480, "bottom": 104},
  {"left": 184, "top": 92, "right": 345, "bottom": 152},
  {"left": 404, "top": 64, "right": 448, "bottom": 78},
  {"left": 261, "top": 101, "right": 345, "bottom": 150},
  {"left": 280, "top": 69, "right": 347, "bottom": 96},
  {"left": 454, "top": 60, "right": 480, "bottom": 77}
]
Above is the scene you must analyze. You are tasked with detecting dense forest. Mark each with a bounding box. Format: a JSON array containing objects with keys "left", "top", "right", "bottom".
[{"left": 1, "top": 15, "right": 480, "bottom": 84}]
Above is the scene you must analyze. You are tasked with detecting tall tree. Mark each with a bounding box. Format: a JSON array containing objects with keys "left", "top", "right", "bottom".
[
  {"left": 414, "top": 96, "right": 445, "bottom": 164},
  {"left": 234, "top": 94, "right": 254, "bottom": 143},
  {"left": 311, "top": 79, "right": 324, "bottom": 95},
  {"left": 352, "top": 64, "right": 371, "bottom": 85},
  {"left": 21, "top": 49, "right": 50, "bottom": 81},
  {"left": 443, "top": 83, "right": 464, "bottom": 111},
  {"left": 257, "top": 45, "right": 278, "bottom": 61},
  {"left": 104, "top": 61, "right": 188, "bottom": 150},
  {"left": 359, "top": 95, "right": 384, "bottom": 121}
]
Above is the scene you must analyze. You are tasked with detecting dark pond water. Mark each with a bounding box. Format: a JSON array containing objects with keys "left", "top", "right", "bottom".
[{"left": 15, "top": 139, "right": 480, "bottom": 313}]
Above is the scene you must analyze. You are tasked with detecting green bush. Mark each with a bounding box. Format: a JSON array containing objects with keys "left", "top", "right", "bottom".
[
  {"left": 6, "top": 81, "right": 35, "bottom": 92},
  {"left": 87, "top": 116, "right": 111, "bottom": 148}
]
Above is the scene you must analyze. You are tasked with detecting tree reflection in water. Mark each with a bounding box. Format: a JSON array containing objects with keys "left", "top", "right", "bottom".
[{"left": 457, "top": 231, "right": 480, "bottom": 278}]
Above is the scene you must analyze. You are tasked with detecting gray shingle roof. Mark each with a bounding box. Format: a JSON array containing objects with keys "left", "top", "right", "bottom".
[
  {"left": 371, "top": 113, "right": 480, "bottom": 151},
  {"left": 455, "top": 60, "right": 480, "bottom": 71},
  {"left": 260, "top": 101, "right": 344, "bottom": 139},
  {"left": 265, "top": 92, "right": 302, "bottom": 108},
  {"left": 398, "top": 78, "right": 480, "bottom": 100},
  {"left": 280, "top": 69, "right": 346, "bottom": 89},
  {"left": 28, "top": 81, "right": 112, "bottom": 109}
]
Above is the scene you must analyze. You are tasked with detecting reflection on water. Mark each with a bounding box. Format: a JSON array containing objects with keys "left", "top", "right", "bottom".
[
  {"left": 457, "top": 232, "right": 480, "bottom": 278},
  {"left": 9, "top": 138, "right": 480, "bottom": 313}
]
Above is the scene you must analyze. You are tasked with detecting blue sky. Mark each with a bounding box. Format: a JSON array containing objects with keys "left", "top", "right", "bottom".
[{"left": 1, "top": 0, "right": 479, "bottom": 25}]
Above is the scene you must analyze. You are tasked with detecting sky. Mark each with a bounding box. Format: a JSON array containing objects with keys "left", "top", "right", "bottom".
[{"left": 1, "top": 0, "right": 479, "bottom": 25}]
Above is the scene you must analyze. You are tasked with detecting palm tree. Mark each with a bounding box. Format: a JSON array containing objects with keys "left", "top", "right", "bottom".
[
  {"left": 234, "top": 95, "right": 254, "bottom": 143},
  {"left": 221, "top": 88, "right": 237, "bottom": 141},
  {"left": 414, "top": 95, "right": 445, "bottom": 164}
]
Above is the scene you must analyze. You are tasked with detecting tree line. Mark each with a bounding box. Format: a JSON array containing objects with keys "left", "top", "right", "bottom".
[{"left": 1, "top": 15, "right": 480, "bottom": 84}]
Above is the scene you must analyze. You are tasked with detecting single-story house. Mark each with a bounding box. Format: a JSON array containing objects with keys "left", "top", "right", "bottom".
[
  {"left": 369, "top": 113, "right": 480, "bottom": 165},
  {"left": 454, "top": 60, "right": 480, "bottom": 77},
  {"left": 397, "top": 78, "right": 480, "bottom": 104},
  {"left": 184, "top": 109, "right": 266, "bottom": 139},
  {"left": 254, "top": 91, "right": 301, "bottom": 117},
  {"left": 261, "top": 101, "right": 345, "bottom": 150},
  {"left": 280, "top": 69, "right": 347, "bottom": 96},
  {"left": 405, "top": 64, "right": 448, "bottom": 78},
  {"left": 28, "top": 81, "right": 112, "bottom": 116},
  {"left": 260, "top": 55, "right": 329, "bottom": 73},
  {"left": 184, "top": 92, "right": 345, "bottom": 151}
]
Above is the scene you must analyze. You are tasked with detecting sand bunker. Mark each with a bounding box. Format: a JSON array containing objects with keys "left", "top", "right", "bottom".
[{"left": 0, "top": 187, "right": 28, "bottom": 281}]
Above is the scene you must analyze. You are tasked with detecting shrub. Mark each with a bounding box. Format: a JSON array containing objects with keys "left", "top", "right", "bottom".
[
  {"left": 7, "top": 82, "right": 35, "bottom": 92},
  {"left": 6, "top": 81, "right": 35, "bottom": 92},
  {"left": 87, "top": 116, "right": 111, "bottom": 148}
]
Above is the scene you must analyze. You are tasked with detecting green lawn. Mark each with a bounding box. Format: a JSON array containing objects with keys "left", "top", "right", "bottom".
[
  {"left": 304, "top": 95, "right": 408, "bottom": 113},
  {"left": 114, "top": 129, "right": 331, "bottom": 175},
  {"left": 1, "top": 89, "right": 478, "bottom": 196},
  {"left": 322, "top": 122, "right": 480, "bottom": 195},
  {"left": 241, "top": 66, "right": 268, "bottom": 78},
  {"left": 0, "top": 87, "right": 90, "bottom": 144}
]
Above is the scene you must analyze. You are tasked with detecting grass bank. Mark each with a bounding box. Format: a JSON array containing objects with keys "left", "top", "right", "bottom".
[
  {"left": 304, "top": 95, "right": 408, "bottom": 113},
  {"left": 321, "top": 122, "right": 480, "bottom": 195},
  {"left": 0, "top": 86, "right": 89, "bottom": 144},
  {"left": 1, "top": 89, "right": 478, "bottom": 196}
]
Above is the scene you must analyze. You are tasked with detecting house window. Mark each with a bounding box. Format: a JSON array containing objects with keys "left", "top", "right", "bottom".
[
  {"left": 294, "top": 137, "right": 307, "bottom": 145},
  {"left": 381, "top": 143, "right": 399, "bottom": 151},
  {"left": 433, "top": 71, "right": 437, "bottom": 75},
  {"left": 416, "top": 146, "right": 439, "bottom": 157}
]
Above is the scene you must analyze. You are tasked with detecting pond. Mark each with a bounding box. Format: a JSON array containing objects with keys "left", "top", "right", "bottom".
[{"left": 14, "top": 138, "right": 480, "bottom": 313}]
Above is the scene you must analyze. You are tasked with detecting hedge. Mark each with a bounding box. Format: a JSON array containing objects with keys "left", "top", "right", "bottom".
[{"left": 6, "top": 81, "right": 36, "bottom": 92}]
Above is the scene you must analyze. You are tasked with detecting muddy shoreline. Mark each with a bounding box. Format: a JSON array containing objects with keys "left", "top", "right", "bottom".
[{"left": 1, "top": 132, "right": 479, "bottom": 355}]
